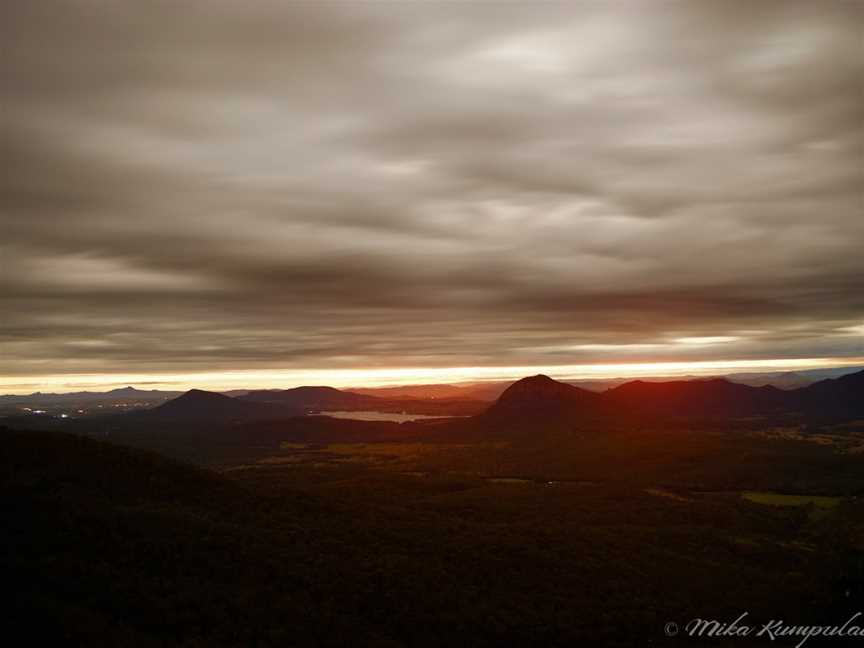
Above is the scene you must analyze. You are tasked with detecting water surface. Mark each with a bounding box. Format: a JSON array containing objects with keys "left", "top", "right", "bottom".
[{"left": 318, "top": 410, "right": 457, "bottom": 423}]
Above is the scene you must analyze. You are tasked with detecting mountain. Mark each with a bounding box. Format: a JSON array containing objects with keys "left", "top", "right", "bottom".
[
  {"left": 0, "top": 386, "right": 181, "bottom": 404},
  {"left": 725, "top": 366, "right": 864, "bottom": 390},
  {"left": 240, "top": 385, "right": 376, "bottom": 410},
  {"left": 604, "top": 378, "right": 788, "bottom": 419},
  {"left": 481, "top": 374, "right": 603, "bottom": 425},
  {"left": 106, "top": 386, "right": 166, "bottom": 396},
  {"left": 133, "top": 389, "right": 290, "bottom": 422},
  {"left": 477, "top": 370, "right": 864, "bottom": 428},
  {"left": 798, "top": 369, "right": 864, "bottom": 419}
]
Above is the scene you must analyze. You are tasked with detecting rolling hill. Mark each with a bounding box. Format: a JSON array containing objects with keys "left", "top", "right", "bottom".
[
  {"left": 240, "top": 385, "right": 376, "bottom": 410},
  {"left": 130, "top": 388, "right": 295, "bottom": 422}
]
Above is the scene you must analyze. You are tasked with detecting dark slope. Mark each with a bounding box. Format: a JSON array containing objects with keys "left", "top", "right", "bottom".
[
  {"left": 797, "top": 369, "right": 864, "bottom": 419},
  {"left": 1, "top": 427, "right": 242, "bottom": 505},
  {"left": 5, "top": 427, "right": 849, "bottom": 647},
  {"left": 0, "top": 427, "right": 333, "bottom": 645}
]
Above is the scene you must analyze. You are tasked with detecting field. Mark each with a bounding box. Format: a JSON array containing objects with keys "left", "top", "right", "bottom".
[{"left": 742, "top": 491, "right": 843, "bottom": 509}]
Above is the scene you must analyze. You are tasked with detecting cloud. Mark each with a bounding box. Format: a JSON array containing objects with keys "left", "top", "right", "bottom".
[{"left": 1, "top": 1, "right": 862, "bottom": 384}]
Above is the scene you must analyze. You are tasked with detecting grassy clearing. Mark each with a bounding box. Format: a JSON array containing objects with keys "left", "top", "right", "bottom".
[{"left": 742, "top": 491, "right": 841, "bottom": 509}]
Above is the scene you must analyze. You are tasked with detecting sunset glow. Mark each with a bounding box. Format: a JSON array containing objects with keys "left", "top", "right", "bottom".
[{"left": 3, "top": 356, "right": 863, "bottom": 395}]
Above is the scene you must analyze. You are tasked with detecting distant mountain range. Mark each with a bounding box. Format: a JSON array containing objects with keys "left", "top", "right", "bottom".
[
  {"left": 0, "top": 386, "right": 183, "bottom": 404},
  {"left": 3, "top": 370, "right": 860, "bottom": 460},
  {"left": 482, "top": 370, "right": 864, "bottom": 427},
  {"left": 115, "top": 368, "right": 864, "bottom": 431},
  {"left": 0, "top": 387, "right": 183, "bottom": 401},
  {"left": 3, "top": 365, "right": 861, "bottom": 406},
  {"left": 2, "top": 367, "right": 861, "bottom": 436},
  {"left": 350, "top": 365, "right": 864, "bottom": 399},
  {"left": 722, "top": 366, "right": 864, "bottom": 390}
]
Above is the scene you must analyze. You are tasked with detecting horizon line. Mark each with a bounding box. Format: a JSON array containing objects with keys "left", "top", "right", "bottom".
[{"left": 2, "top": 356, "right": 864, "bottom": 396}]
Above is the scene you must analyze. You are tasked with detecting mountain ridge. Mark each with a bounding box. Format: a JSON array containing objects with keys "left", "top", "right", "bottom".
[
  {"left": 481, "top": 370, "right": 864, "bottom": 426},
  {"left": 130, "top": 388, "right": 293, "bottom": 422}
]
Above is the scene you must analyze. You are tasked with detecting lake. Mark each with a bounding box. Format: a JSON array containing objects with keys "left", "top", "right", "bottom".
[{"left": 318, "top": 410, "right": 459, "bottom": 423}]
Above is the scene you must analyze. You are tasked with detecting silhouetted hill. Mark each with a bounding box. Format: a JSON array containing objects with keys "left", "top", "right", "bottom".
[
  {"left": 133, "top": 389, "right": 291, "bottom": 421},
  {"left": 481, "top": 374, "right": 603, "bottom": 426},
  {"left": 106, "top": 386, "right": 155, "bottom": 396},
  {"left": 726, "top": 365, "right": 864, "bottom": 390},
  {"left": 241, "top": 385, "right": 375, "bottom": 410},
  {"left": 798, "top": 369, "right": 864, "bottom": 419},
  {"left": 605, "top": 378, "right": 788, "bottom": 419}
]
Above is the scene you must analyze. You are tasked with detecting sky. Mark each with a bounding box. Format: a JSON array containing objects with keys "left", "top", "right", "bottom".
[{"left": 1, "top": 1, "right": 863, "bottom": 394}]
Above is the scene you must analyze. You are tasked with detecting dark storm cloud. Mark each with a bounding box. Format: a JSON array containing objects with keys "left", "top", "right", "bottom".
[{"left": 1, "top": 0, "right": 862, "bottom": 383}]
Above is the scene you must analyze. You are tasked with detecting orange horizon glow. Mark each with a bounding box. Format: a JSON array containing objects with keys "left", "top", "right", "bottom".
[{"left": 2, "top": 356, "right": 863, "bottom": 395}]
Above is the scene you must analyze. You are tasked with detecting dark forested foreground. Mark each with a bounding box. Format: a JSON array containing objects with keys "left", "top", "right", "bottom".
[{"left": 4, "top": 419, "right": 864, "bottom": 647}]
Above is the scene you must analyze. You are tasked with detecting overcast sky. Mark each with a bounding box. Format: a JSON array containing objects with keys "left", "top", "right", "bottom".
[{"left": 2, "top": 1, "right": 863, "bottom": 392}]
